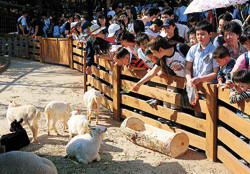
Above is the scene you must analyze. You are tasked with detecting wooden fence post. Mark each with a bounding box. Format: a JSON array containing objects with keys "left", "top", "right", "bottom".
[
  {"left": 8, "top": 38, "right": 12, "bottom": 56},
  {"left": 112, "top": 64, "right": 121, "bottom": 121},
  {"left": 2, "top": 37, "right": 7, "bottom": 55},
  {"left": 68, "top": 39, "right": 73, "bottom": 69},
  {"left": 205, "top": 84, "right": 218, "bottom": 162},
  {"left": 14, "top": 37, "right": 17, "bottom": 57},
  {"left": 83, "top": 50, "right": 87, "bottom": 93},
  {"left": 39, "top": 37, "right": 44, "bottom": 63}
]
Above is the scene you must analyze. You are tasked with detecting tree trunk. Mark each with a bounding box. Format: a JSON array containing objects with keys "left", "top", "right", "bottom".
[{"left": 120, "top": 117, "right": 189, "bottom": 158}]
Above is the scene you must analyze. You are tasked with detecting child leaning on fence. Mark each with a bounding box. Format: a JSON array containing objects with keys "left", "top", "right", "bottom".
[
  {"left": 229, "top": 70, "right": 250, "bottom": 120},
  {"left": 212, "top": 45, "right": 236, "bottom": 88}
]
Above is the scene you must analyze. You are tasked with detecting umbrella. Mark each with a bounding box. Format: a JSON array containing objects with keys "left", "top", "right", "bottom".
[{"left": 184, "top": 0, "right": 248, "bottom": 14}]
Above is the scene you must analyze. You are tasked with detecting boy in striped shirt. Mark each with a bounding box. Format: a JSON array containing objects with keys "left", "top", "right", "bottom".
[{"left": 115, "top": 47, "right": 148, "bottom": 71}]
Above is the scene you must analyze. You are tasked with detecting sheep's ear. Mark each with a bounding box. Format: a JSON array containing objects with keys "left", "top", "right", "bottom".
[
  {"left": 88, "top": 124, "right": 95, "bottom": 130},
  {"left": 14, "top": 119, "right": 17, "bottom": 123},
  {"left": 18, "top": 118, "right": 23, "bottom": 124}
]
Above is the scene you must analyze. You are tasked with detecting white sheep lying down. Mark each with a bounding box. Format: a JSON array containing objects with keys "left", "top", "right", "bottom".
[
  {"left": 66, "top": 125, "right": 107, "bottom": 164},
  {"left": 45, "top": 101, "right": 72, "bottom": 135},
  {"left": 6, "top": 101, "right": 41, "bottom": 142},
  {"left": 83, "top": 88, "right": 103, "bottom": 124},
  {"left": 67, "top": 111, "right": 89, "bottom": 139},
  {"left": 0, "top": 151, "right": 58, "bottom": 174}
]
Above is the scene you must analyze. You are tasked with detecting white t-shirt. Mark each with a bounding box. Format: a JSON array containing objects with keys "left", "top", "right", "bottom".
[
  {"left": 137, "top": 48, "right": 154, "bottom": 69},
  {"left": 145, "top": 28, "right": 160, "bottom": 39}
]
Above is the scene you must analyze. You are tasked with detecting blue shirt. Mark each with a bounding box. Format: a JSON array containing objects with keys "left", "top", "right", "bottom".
[
  {"left": 217, "top": 59, "right": 236, "bottom": 81},
  {"left": 176, "top": 6, "right": 187, "bottom": 22},
  {"left": 186, "top": 42, "right": 219, "bottom": 83}
]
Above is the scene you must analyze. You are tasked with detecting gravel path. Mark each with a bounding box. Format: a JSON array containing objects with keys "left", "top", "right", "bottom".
[{"left": 0, "top": 57, "right": 231, "bottom": 174}]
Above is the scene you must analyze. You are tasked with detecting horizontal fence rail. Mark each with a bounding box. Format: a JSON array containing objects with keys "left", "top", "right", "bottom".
[{"left": 1, "top": 35, "right": 249, "bottom": 173}]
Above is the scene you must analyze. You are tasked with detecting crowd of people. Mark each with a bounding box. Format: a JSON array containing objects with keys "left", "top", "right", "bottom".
[{"left": 16, "top": 2, "right": 250, "bottom": 117}]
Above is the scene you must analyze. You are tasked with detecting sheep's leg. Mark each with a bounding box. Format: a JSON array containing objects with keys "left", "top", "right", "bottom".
[
  {"left": 47, "top": 114, "right": 50, "bottom": 136},
  {"left": 30, "top": 126, "right": 38, "bottom": 143},
  {"left": 95, "top": 109, "right": 99, "bottom": 125},
  {"left": 52, "top": 119, "right": 59, "bottom": 135},
  {"left": 63, "top": 119, "right": 67, "bottom": 132},
  {"left": 76, "top": 154, "right": 88, "bottom": 164},
  {"left": 96, "top": 153, "right": 101, "bottom": 161},
  {"left": 88, "top": 108, "right": 92, "bottom": 124},
  {"left": 69, "top": 129, "right": 72, "bottom": 139}
]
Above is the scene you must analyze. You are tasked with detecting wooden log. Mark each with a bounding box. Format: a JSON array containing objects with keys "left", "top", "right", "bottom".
[{"left": 120, "top": 117, "right": 189, "bottom": 158}]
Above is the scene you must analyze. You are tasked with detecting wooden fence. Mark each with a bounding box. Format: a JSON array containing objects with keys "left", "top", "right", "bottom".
[{"left": 0, "top": 36, "right": 249, "bottom": 173}]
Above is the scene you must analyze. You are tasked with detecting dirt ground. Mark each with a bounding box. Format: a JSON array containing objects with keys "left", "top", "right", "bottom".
[{"left": 0, "top": 57, "right": 232, "bottom": 174}]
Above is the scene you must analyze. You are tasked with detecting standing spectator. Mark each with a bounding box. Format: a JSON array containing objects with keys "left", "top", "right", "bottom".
[
  {"left": 97, "top": 12, "right": 109, "bottom": 35},
  {"left": 118, "top": 11, "right": 130, "bottom": 28},
  {"left": 221, "top": 21, "right": 247, "bottom": 60},
  {"left": 41, "top": 13, "right": 51, "bottom": 38},
  {"left": 141, "top": 8, "right": 156, "bottom": 27},
  {"left": 175, "top": 1, "right": 188, "bottom": 24},
  {"left": 188, "top": 28, "right": 198, "bottom": 47},
  {"left": 81, "top": 14, "right": 91, "bottom": 33},
  {"left": 162, "top": 18, "right": 185, "bottom": 43},
  {"left": 132, "top": 20, "right": 145, "bottom": 34},
  {"left": 185, "top": 20, "right": 219, "bottom": 86},
  {"left": 17, "top": 10, "right": 29, "bottom": 35},
  {"left": 86, "top": 24, "right": 106, "bottom": 74},
  {"left": 213, "top": 13, "right": 233, "bottom": 47},
  {"left": 160, "top": 7, "right": 189, "bottom": 43},
  {"left": 27, "top": 16, "right": 45, "bottom": 37},
  {"left": 106, "top": 23, "right": 120, "bottom": 43},
  {"left": 65, "top": 14, "right": 74, "bottom": 38},
  {"left": 145, "top": 19, "right": 163, "bottom": 39},
  {"left": 53, "top": 18, "right": 60, "bottom": 38}
]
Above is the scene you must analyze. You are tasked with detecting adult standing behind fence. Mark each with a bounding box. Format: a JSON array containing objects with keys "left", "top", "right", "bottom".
[
  {"left": 27, "top": 16, "right": 45, "bottom": 37},
  {"left": 17, "top": 10, "right": 29, "bottom": 35}
]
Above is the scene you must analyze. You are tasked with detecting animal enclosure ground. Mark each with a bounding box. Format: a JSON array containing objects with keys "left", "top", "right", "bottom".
[{"left": 0, "top": 57, "right": 232, "bottom": 174}]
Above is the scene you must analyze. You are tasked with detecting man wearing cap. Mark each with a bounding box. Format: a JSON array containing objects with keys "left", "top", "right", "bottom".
[
  {"left": 106, "top": 24, "right": 121, "bottom": 43},
  {"left": 85, "top": 24, "right": 106, "bottom": 74},
  {"left": 145, "top": 19, "right": 163, "bottom": 39},
  {"left": 162, "top": 18, "right": 185, "bottom": 43}
]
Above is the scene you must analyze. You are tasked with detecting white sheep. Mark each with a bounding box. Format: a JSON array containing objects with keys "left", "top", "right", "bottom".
[
  {"left": 44, "top": 101, "right": 72, "bottom": 136},
  {"left": 65, "top": 125, "right": 107, "bottom": 164},
  {"left": 6, "top": 101, "right": 41, "bottom": 142},
  {"left": 83, "top": 88, "right": 103, "bottom": 124},
  {"left": 67, "top": 111, "right": 89, "bottom": 139},
  {"left": 0, "top": 151, "right": 57, "bottom": 174}
]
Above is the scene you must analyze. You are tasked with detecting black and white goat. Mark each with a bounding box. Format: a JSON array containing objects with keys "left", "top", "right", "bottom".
[{"left": 0, "top": 118, "right": 30, "bottom": 152}]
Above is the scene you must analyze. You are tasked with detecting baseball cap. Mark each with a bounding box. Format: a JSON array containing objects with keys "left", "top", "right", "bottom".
[
  {"left": 89, "top": 24, "right": 106, "bottom": 35},
  {"left": 163, "top": 18, "right": 175, "bottom": 27},
  {"left": 107, "top": 24, "right": 121, "bottom": 38}
]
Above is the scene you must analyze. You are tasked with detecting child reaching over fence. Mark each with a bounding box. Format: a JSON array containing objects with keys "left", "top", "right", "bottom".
[
  {"left": 133, "top": 36, "right": 189, "bottom": 92},
  {"left": 115, "top": 47, "right": 148, "bottom": 71}
]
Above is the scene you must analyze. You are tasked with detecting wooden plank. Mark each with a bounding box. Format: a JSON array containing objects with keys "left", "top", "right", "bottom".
[
  {"left": 73, "top": 63, "right": 83, "bottom": 72},
  {"left": 217, "top": 146, "right": 250, "bottom": 174},
  {"left": 29, "top": 54, "right": 40, "bottom": 60},
  {"left": 88, "top": 75, "right": 113, "bottom": 98},
  {"left": 83, "top": 51, "right": 87, "bottom": 93},
  {"left": 28, "top": 48, "right": 40, "bottom": 54},
  {"left": 29, "top": 41, "right": 40, "bottom": 47},
  {"left": 218, "top": 106, "right": 250, "bottom": 139},
  {"left": 121, "top": 108, "right": 206, "bottom": 150},
  {"left": 205, "top": 84, "right": 218, "bottom": 162},
  {"left": 218, "top": 88, "right": 250, "bottom": 114},
  {"left": 218, "top": 126, "right": 250, "bottom": 163},
  {"left": 68, "top": 39, "right": 73, "bottom": 69},
  {"left": 73, "top": 47, "right": 83, "bottom": 56},
  {"left": 92, "top": 66, "right": 113, "bottom": 84},
  {"left": 112, "top": 65, "right": 121, "bottom": 121},
  {"left": 121, "top": 95, "right": 206, "bottom": 132},
  {"left": 95, "top": 58, "right": 112, "bottom": 70},
  {"left": 73, "top": 55, "right": 83, "bottom": 64},
  {"left": 121, "top": 79, "right": 207, "bottom": 113}
]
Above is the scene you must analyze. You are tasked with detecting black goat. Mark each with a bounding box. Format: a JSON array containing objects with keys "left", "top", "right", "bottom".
[{"left": 0, "top": 118, "right": 30, "bottom": 152}]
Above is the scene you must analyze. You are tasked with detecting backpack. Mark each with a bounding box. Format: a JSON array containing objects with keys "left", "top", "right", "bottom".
[{"left": 245, "top": 52, "right": 249, "bottom": 70}]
